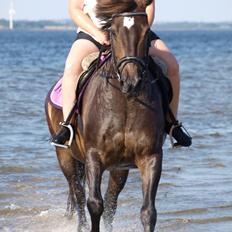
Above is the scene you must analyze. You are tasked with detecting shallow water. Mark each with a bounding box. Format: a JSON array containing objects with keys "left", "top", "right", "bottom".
[{"left": 0, "top": 29, "right": 232, "bottom": 232}]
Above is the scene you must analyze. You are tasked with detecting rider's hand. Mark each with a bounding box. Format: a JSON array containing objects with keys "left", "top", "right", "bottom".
[{"left": 94, "top": 30, "right": 110, "bottom": 46}]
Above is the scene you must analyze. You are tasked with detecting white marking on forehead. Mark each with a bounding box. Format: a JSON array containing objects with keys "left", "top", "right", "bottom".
[{"left": 123, "top": 17, "right": 134, "bottom": 29}]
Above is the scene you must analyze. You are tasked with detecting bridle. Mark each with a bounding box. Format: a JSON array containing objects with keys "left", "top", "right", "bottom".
[
  {"left": 115, "top": 56, "right": 148, "bottom": 81},
  {"left": 110, "top": 12, "right": 149, "bottom": 81}
]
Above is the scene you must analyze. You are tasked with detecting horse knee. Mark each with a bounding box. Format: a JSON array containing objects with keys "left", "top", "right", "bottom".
[
  {"left": 87, "top": 197, "right": 104, "bottom": 217},
  {"left": 140, "top": 206, "right": 157, "bottom": 228}
]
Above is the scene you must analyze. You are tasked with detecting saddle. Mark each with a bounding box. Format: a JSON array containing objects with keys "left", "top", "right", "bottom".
[
  {"left": 49, "top": 52, "right": 172, "bottom": 116},
  {"left": 49, "top": 52, "right": 110, "bottom": 112}
]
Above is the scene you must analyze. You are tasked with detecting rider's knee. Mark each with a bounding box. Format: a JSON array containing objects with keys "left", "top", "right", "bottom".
[{"left": 63, "top": 61, "right": 82, "bottom": 80}]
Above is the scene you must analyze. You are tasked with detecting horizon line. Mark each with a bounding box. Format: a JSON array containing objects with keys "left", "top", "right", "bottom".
[{"left": 1, "top": 18, "right": 232, "bottom": 24}]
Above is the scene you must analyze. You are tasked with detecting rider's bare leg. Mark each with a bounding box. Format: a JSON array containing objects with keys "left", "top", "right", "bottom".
[
  {"left": 149, "top": 39, "right": 191, "bottom": 147},
  {"left": 51, "top": 39, "right": 99, "bottom": 147},
  {"left": 149, "top": 39, "right": 179, "bottom": 117},
  {"left": 62, "top": 39, "right": 99, "bottom": 121}
]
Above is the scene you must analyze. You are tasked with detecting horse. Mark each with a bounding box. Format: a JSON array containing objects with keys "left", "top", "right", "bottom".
[{"left": 45, "top": 1, "right": 164, "bottom": 231}]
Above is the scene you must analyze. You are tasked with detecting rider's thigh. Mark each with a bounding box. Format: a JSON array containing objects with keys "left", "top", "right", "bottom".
[
  {"left": 64, "top": 39, "right": 99, "bottom": 75},
  {"left": 149, "top": 39, "right": 179, "bottom": 74}
]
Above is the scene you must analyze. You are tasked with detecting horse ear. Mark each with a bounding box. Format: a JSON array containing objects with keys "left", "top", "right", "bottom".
[
  {"left": 146, "top": 0, "right": 154, "bottom": 6},
  {"left": 136, "top": 0, "right": 153, "bottom": 10}
]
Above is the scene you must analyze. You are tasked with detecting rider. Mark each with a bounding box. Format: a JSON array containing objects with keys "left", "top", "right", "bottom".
[{"left": 51, "top": 0, "right": 192, "bottom": 148}]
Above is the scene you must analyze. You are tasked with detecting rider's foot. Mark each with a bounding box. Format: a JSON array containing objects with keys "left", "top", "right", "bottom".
[
  {"left": 165, "top": 121, "right": 192, "bottom": 147},
  {"left": 50, "top": 123, "right": 73, "bottom": 148}
]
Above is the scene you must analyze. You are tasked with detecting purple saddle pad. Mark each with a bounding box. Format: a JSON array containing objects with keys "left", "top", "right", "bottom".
[{"left": 49, "top": 78, "right": 65, "bottom": 110}]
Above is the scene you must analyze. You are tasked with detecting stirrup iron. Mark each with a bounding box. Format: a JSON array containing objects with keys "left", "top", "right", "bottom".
[
  {"left": 50, "top": 122, "right": 74, "bottom": 149},
  {"left": 169, "top": 122, "right": 191, "bottom": 148}
]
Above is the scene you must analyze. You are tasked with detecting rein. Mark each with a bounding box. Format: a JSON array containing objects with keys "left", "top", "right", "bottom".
[
  {"left": 106, "top": 77, "right": 159, "bottom": 112},
  {"left": 63, "top": 48, "right": 111, "bottom": 126},
  {"left": 65, "top": 12, "right": 152, "bottom": 125}
]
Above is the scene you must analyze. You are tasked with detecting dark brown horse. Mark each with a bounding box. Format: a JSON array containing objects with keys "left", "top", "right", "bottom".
[{"left": 45, "top": 1, "right": 164, "bottom": 231}]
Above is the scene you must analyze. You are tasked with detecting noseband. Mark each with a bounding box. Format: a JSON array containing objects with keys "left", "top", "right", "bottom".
[
  {"left": 116, "top": 56, "right": 148, "bottom": 81},
  {"left": 111, "top": 12, "right": 149, "bottom": 81}
]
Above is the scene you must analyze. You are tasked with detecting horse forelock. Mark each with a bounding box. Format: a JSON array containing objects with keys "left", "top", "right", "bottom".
[{"left": 96, "top": 0, "right": 138, "bottom": 30}]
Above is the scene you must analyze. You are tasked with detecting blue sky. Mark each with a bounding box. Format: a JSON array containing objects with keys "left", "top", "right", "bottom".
[{"left": 0, "top": 0, "right": 232, "bottom": 22}]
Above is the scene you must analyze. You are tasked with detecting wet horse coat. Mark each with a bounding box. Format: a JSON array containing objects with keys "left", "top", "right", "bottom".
[{"left": 45, "top": 1, "right": 164, "bottom": 231}]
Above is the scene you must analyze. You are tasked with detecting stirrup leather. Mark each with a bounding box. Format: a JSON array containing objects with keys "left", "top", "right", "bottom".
[{"left": 50, "top": 122, "right": 74, "bottom": 149}]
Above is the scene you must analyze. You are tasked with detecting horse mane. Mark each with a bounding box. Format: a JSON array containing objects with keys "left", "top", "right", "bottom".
[{"left": 96, "top": 0, "right": 153, "bottom": 31}]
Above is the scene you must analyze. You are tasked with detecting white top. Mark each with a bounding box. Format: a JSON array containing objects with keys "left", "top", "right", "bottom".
[
  {"left": 78, "top": 0, "right": 102, "bottom": 34},
  {"left": 83, "top": 0, "right": 102, "bottom": 28}
]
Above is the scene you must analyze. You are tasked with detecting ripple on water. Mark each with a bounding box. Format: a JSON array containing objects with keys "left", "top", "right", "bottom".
[
  {"left": 1, "top": 30, "right": 232, "bottom": 232},
  {"left": 0, "top": 166, "right": 35, "bottom": 174},
  {"left": 0, "top": 204, "right": 49, "bottom": 217}
]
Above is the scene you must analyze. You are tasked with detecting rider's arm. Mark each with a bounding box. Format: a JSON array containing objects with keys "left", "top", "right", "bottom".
[
  {"left": 146, "top": 0, "right": 155, "bottom": 26},
  {"left": 68, "top": 0, "right": 109, "bottom": 44}
]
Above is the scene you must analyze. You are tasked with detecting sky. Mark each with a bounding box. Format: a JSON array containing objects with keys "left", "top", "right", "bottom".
[{"left": 0, "top": 0, "right": 232, "bottom": 22}]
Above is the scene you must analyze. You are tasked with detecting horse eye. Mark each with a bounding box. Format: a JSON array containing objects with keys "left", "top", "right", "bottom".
[{"left": 111, "top": 30, "right": 116, "bottom": 37}]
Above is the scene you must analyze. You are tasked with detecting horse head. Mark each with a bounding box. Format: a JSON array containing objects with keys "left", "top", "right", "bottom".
[
  {"left": 96, "top": 0, "right": 152, "bottom": 94},
  {"left": 110, "top": 12, "right": 150, "bottom": 94}
]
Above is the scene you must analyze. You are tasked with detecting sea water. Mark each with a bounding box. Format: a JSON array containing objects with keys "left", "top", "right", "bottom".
[{"left": 0, "top": 29, "right": 232, "bottom": 232}]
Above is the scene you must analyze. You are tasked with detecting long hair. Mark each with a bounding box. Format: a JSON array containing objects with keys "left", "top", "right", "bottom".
[{"left": 96, "top": 0, "right": 153, "bottom": 30}]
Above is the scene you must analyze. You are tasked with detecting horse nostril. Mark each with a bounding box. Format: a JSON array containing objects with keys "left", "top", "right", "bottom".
[
  {"left": 131, "top": 76, "right": 142, "bottom": 89},
  {"left": 136, "top": 78, "right": 142, "bottom": 87},
  {"left": 121, "top": 81, "right": 132, "bottom": 94},
  {"left": 122, "top": 84, "right": 131, "bottom": 94}
]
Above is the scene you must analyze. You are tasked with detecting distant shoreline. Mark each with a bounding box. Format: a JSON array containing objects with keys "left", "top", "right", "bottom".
[{"left": 0, "top": 19, "right": 232, "bottom": 31}]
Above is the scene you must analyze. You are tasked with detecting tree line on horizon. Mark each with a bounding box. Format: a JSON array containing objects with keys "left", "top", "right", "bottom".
[{"left": 0, "top": 19, "right": 232, "bottom": 30}]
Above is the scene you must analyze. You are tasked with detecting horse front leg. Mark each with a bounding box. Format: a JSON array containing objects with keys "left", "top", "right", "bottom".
[
  {"left": 86, "top": 148, "right": 104, "bottom": 232},
  {"left": 56, "top": 148, "right": 87, "bottom": 232},
  {"left": 103, "top": 170, "right": 129, "bottom": 232},
  {"left": 137, "top": 152, "right": 163, "bottom": 232}
]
